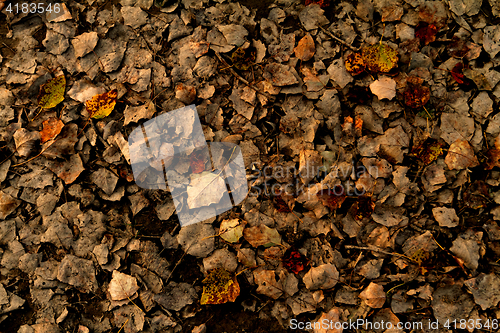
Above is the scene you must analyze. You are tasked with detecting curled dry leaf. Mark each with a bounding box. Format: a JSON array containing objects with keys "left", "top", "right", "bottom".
[
  {"left": 40, "top": 117, "right": 64, "bottom": 143},
  {"left": 369, "top": 76, "right": 396, "bottom": 100},
  {"left": 13, "top": 128, "right": 40, "bottom": 157},
  {"left": 86, "top": 89, "right": 118, "bottom": 119},
  {"left": 444, "top": 139, "right": 479, "bottom": 170},
  {"left": 361, "top": 43, "right": 398, "bottom": 73},
  {"left": 359, "top": 282, "right": 386, "bottom": 308},
  {"left": 38, "top": 75, "right": 66, "bottom": 109},
  {"left": 200, "top": 268, "right": 240, "bottom": 305},
  {"left": 294, "top": 34, "right": 315, "bottom": 61},
  {"left": 108, "top": 270, "right": 139, "bottom": 301},
  {"left": 219, "top": 219, "right": 245, "bottom": 243}
]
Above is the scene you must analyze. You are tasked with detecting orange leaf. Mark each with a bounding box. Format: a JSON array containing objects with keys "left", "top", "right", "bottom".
[
  {"left": 344, "top": 52, "right": 365, "bottom": 76},
  {"left": 40, "top": 117, "right": 64, "bottom": 143},
  {"left": 200, "top": 268, "right": 240, "bottom": 305},
  {"left": 294, "top": 34, "right": 315, "bottom": 61},
  {"left": 415, "top": 21, "right": 438, "bottom": 45},
  {"left": 86, "top": 89, "right": 118, "bottom": 119}
]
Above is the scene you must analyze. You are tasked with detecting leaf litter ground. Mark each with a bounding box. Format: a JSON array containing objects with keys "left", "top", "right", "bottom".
[{"left": 1, "top": 0, "right": 500, "bottom": 332}]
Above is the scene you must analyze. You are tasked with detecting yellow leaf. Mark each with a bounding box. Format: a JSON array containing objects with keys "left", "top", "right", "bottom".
[
  {"left": 219, "top": 219, "right": 246, "bottom": 243},
  {"left": 37, "top": 75, "right": 66, "bottom": 109},
  {"left": 361, "top": 43, "right": 398, "bottom": 73},
  {"left": 86, "top": 89, "right": 118, "bottom": 119},
  {"left": 200, "top": 268, "right": 240, "bottom": 305}
]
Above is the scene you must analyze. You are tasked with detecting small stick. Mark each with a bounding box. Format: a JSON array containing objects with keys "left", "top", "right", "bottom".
[
  {"left": 213, "top": 51, "right": 275, "bottom": 103},
  {"left": 344, "top": 245, "right": 413, "bottom": 261},
  {"left": 318, "top": 26, "right": 360, "bottom": 51}
]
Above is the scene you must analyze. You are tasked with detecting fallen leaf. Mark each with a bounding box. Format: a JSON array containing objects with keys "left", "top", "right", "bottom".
[
  {"left": 0, "top": 190, "right": 22, "bottom": 220},
  {"left": 432, "top": 207, "right": 459, "bottom": 228},
  {"left": 189, "top": 149, "right": 208, "bottom": 174},
  {"left": 200, "top": 268, "right": 240, "bottom": 305},
  {"left": 186, "top": 171, "right": 227, "bottom": 209},
  {"left": 303, "top": 264, "right": 339, "bottom": 290},
  {"left": 344, "top": 52, "right": 365, "bottom": 76},
  {"left": 13, "top": 128, "right": 40, "bottom": 157},
  {"left": 305, "top": 0, "right": 330, "bottom": 8},
  {"left": 464, "top": 273, "right": 500, "bottom": 310},
  {"left": 451, "top": 62, "right": 473, "bottom": 87},
  {"left": 411, "top": 138, "right": 443, "bottom": 165},
  {"left": 415, "top": 21, "right": 438, "bottom": 45},
  {"left": 219, "top": 219, "right": 245, "bottom": 243},
  {"left": 294, "top": 34, "right": 315, "bottom": 61},
  {"left": 282, "top": 248, "right": 309, "bottom": 274},
  {"left": 404, "top": 79, "right": 430, "bottom": 108},
  {"left": 369, "top": 76, "right": 396, "bottom": 100},
  {"left": 444, "top": 139, "right": 479, "bottom": 170},
  {"left": 40, "top": 117, "right": 64, "bottom": 143},
  {"left": 253, "top": 268, "right": 283, "bottom": 299},
  {"left": 350, "top": 196, "right": 375, "bottom": 221},
  {"left": 108, "top": 271, "right": 140, "bottom": 301},
  {"left": 316, "top": 186, "right": 346, "bottom": 210},
  {"left": 463, "top": 181, "right": 489, "bottom": 210},
  {"left": 359, "top": 282, "right": 386, "bottom": 308},
  {"left": 243, "top": 224, "right": 281, "bottom": 247},
  {"left": 86, "top": 89, "right": 118, "bottom": 119},
  {"left": 362, "top": 43, "right": 398, "bottom": 73},
  {"left": 484, "top": 149, "right": 500, "bottom": 170},
  {"left": 231, "top": 46, "right": 256, "bottom": 71},
  {"left": 45, "top": 154, "right": 85, "bottom": 185},
  {"left": 37, "top": 75, "right": 66, "bottom": 109}
]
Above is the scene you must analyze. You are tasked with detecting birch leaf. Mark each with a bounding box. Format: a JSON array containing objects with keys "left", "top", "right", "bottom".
[
  {"left": 186, "top": 171, "right": 227, "bottom": 209},
  {"left": 200, "top": 268, "right": 240, "bottom": 305},
  {"left": 219, "top": 219, "right": 245, "bottom": 243},
  {"left": 38, "top": 75, "right": 66, "bottom": 109},
  {"left": 86, "top": 89, "right": 118, "bottom": 119}
]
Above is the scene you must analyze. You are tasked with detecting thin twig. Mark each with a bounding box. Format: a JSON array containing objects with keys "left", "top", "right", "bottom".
[
  {"left": 213, "top": 51, "right": 275, "bottom": 103},
  {"left": 344, "top": 245, "right": 413, "bottom": 261},
  {"left": 318, "top": 26, "right": 360, "bottom": 51}
]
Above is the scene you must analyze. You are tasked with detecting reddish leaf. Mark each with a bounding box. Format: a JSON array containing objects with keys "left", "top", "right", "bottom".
[
  {"left": 189, "top": 150, "right": 206, "bottom": 174},
  {"left": 350, "top": 196, "right": 375, "bottom": 221},
  {"left": 282, "top": 248, "right": 309, "bottom": 274},
  {"left": 451, "top": 63, "right": 473, "bottom": 87},
  {"left": 305, "top": 0, "right": 330, "bottom": 8},
  {"left": 404, "top": 78, "right": 430, "bottom": 109},
  {"left": 316, "top": 186, "right": 346, "bottom": 210},
  {"left": 40, "top": 117, "right": 64, "bottom": 143},
  {"left": 415, "top": 22, "right": 438, "bottom": 45}
]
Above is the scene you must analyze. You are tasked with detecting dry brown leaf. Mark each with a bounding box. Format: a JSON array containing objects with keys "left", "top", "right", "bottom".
[
  {"left": 359, "top": 282, "right": 386, "bottom": 308},
  {"left": 294, "top": 34, "right": 315, "bottom": 61},
  {"left": 108, "top": 270, "right": 140, "bottom": 301},
  {"left": 40, "top": 117, "right": 64, "bottom": 143},
  {"left": 369, "top": 76, "right": 396, "bottom": 100},
  {"left": 444, "top": 139, "right": 479, "bottom": 170}
]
